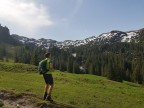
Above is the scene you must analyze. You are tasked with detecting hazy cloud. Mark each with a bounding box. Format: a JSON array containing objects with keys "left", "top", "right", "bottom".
[
  {"left": 0, "top": 0, "right": 53, "bottom": 31},
  {"left": 58, "top": 0, "right": 83, "bottom": 28},
  {"left": 70, "top": 0, "right": 83, "bottom": 18}
]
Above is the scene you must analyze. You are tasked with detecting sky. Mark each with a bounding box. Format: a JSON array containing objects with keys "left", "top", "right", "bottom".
[{"left": 0, "top": 0, "right": 144, "bottom": 41}]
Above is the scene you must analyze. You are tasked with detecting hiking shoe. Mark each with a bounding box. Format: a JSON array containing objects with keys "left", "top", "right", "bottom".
[
  {"left": 46, "top": 96, "right": 53, "bottom": 102},
  {"left": 43, "top": 92, "right": 47, "bottom": 100}
]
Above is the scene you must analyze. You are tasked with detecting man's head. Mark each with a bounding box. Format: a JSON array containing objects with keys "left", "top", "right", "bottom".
[{"left": 45, "top": 52, "right": 50, "bottom": 58}]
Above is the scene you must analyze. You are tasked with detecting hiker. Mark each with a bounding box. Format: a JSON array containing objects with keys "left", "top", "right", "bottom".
[{"left": 39, "top": 52, "right": 54, "bottom": 101}]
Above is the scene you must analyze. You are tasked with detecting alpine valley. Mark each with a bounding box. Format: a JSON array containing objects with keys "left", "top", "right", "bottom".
[{"left": 1, "top": 24, "right": 144, "bottom": 84}]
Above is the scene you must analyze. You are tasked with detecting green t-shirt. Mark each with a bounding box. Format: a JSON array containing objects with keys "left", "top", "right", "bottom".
[{"left": 45, "top": 58, "right": 52, "bottom": 74}]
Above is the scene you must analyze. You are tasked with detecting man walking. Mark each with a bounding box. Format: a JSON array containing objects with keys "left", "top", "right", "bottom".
[{"left": 39, "top": 52, "right": 54, "bottom": 101}]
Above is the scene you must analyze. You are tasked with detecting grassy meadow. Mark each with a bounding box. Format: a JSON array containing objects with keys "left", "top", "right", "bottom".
[{"left": 0, "top": 62, "right": 144, "bottom": 108}]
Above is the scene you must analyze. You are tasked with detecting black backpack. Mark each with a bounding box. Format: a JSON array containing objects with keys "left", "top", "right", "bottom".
[{"left": 38, "top": 59, "right": 50, "bottom": 74}]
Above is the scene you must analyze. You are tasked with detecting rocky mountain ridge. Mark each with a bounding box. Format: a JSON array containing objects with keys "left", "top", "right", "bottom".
[
  {"left": 12, "top": 29, "right": 140, "bottom": 49},
  {"left": 0, "top": 24, "right": 143, "bottom": 48}
]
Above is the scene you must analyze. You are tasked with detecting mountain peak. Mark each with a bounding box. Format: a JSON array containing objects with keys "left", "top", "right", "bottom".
[
  {"left": 0, "top": 24, "right": 142, "bottom": 49},
  {"left": 0, "top": 25, "right": 20, "bottom": 45}
]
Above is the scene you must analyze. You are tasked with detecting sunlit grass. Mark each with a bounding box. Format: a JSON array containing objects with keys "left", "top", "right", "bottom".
[{"left": 0, "top": 62, "right": 144, "bottom": 108}]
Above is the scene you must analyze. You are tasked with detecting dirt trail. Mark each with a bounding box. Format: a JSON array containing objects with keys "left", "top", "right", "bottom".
[
  {"left": 0, "top": 90, "right": 38, "bottom": 108},
  {"left": 0, "top": 90, "right": 75, "bottom": 108}
]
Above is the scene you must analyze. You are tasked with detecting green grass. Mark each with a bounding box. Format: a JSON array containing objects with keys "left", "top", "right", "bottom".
[
  {"left": 0, "top": 62, "right": 144, "bottom": 108},
  {"left": 0, "top": 62, "right": 38, "bottom": 73}
]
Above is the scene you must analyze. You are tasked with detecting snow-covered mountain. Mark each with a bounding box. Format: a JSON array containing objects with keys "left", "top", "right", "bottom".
[
  {"left": 95, "top": 30, "right": 139, "bottom": 43},
  {"left": 11, "top": 28, "right": 143, "bottom": 49}
]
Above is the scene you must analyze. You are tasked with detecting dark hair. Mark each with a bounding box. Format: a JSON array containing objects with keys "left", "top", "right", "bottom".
[{"left": 45, "top": 52, "right": 50, "bottom": 58}]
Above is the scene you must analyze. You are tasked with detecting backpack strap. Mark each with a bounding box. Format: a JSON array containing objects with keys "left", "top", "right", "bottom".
[{"left": 45, "top": 58, "right": 50, "bottom": 70}]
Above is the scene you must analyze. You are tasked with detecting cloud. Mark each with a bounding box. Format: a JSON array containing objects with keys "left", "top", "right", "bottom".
[{"left": 0, "top": 0, "right": 53, "bottom": 31}]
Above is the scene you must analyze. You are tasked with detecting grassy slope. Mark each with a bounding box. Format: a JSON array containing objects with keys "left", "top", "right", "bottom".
[{"left": 0, "top": 62, "right": 144, "bottom": 108}]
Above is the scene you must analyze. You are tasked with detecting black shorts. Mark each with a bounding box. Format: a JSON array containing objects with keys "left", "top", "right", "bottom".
[{"left": 43, "top": 74, "right": 54, "bottom": 85}]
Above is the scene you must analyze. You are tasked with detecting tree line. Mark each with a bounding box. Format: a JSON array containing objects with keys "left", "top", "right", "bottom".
[
  {"left": 49, "top": 42, "right": 144, "bottom": 84},
  {"left": 1, "top": 42, "right": 144, "bottom": 84}
]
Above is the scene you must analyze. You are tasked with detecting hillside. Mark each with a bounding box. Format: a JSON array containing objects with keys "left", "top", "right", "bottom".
[
  {"left": 0, "top": 62, "right": 144, "bottom": 108},
  {"left": 1, "top": 24, "right": 144, "bottom": 84}
]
